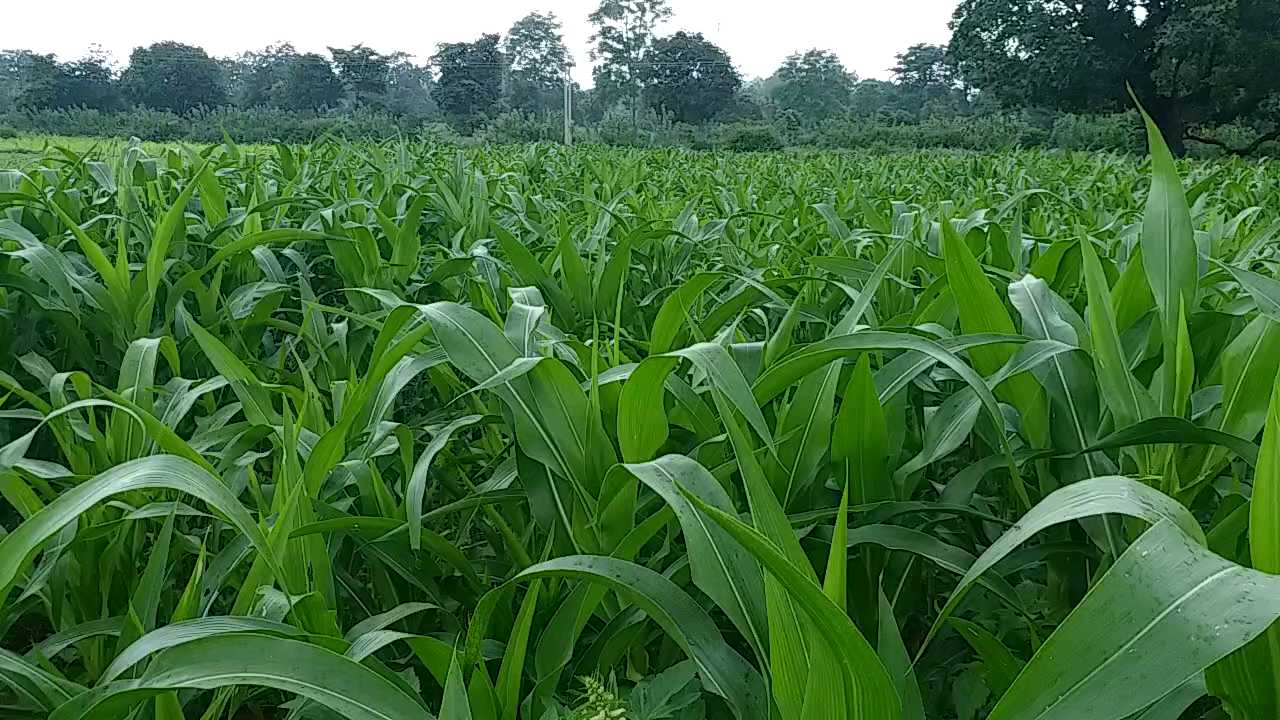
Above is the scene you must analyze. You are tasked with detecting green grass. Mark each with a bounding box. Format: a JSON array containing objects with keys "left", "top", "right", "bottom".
[{"left": 0, "top": 131, "right": 1279, "bottom": 719}]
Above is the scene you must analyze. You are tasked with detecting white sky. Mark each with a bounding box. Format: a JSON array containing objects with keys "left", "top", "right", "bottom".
[{"left": 2, "top": 0, "right": 957, "bottom": 83}]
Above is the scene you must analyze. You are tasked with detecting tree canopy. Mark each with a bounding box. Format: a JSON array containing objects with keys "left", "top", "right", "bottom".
[
  {"left": 232, "top": 43, "right": 299, "bottom": 108},
  {"left": 328, "top": 45, "right": 391, "bottom": 109},
  {"left": 641, "top": 31, "right": 741, "bottom": 124},
  {"left": 950, "top": 0, "right": 1280, "bottom": 153},
  {"left": 14, "top": 51, "right": 119, "bottom": 111},
  {"left": 431, "top": 34, "right": 504, "bottom": 130},
  {"left": 589, "top": 0, "right": 671, "bottom": 118},
  {"left": 281, "top": 53, "right": 344, "bottom": 110},
  {"left": 769, "top": 49, "right": 856, "bottom": 124},
  {"left": 503, "top": 12, "right": 571, "bottom": 115},
  {"left": 119, "top": 42, "right": 226, "bottom": 113}
]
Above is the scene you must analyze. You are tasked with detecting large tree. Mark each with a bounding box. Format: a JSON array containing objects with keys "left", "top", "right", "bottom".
[
  {"left": 119, "top": 42, "right": 226, "bottom": 113},
  {"left": 384, "top": 55, "right": 439, "bottom": 120},
  {"left": 769, "top": 49, "right": 856, "bottom": 124},
  {"left": 0, "top": 51, "right": 33, "bottom": 113},
  {"left": 14, "top": 51, "right": 119, "bottom": 111},
  {"left": 231, "top": 43, "right": 298, "bottom": 108},
  {"left": 949, "top": 0, "right": 1280, "bottom": 153},
  {"left": 431, "top": 34, "right": 504, "bottom": 130},
  {"left": 641, "top": 31, "right": 740, "bottom": 124},
  {"left": 280, "top": 53, "right": 343, "bottom": 110},
  {"left": 503, "top": 12, "right": 571, "bottom": 115},
  {"left": 893, "top": 44, "right": 952, "bottom": 90},
  {"left": 588, "top": 0, "right": 671, "bottom": 123},
  {"left": 889, "top": 43, "right": 970, "bottom": 119},
  {"left": 328, "top": 45, "right": 391, "bottom": 108}
]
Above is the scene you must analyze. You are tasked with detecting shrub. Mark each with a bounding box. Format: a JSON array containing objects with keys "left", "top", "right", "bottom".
[
  {"left": 1050, "top": 112, "right": 1144, "bottom": 153},
  {"left": 718, "top": 123, "right": 784, "bottom": 152}
]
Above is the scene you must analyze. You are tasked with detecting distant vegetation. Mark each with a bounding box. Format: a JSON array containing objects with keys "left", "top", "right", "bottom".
[{"left": 2, "top": 0, "right": 1276, "bottom": 154}]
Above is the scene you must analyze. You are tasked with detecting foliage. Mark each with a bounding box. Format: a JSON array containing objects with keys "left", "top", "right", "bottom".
[
  {"left": 228, "top": 43, "right": 300, "bottom": 109},
  {"left": 281, "top": 53, "right": 345, "bottom": 111},
  {"left": 588, "top": 0, "right": 672, "bottom": 119},
  {"left": 431, "top": 34, "right": 504, "bottom": 131},
  {"left": 383, "top": 56, "right": 440, "bottom": 121},
  {"left": 718, "top": 122, "right": 783, "bottom": 152},
  {"left": 14, "top": 51, "right": 119, "bottom": 112},
  {"left": 949, "top": 0, "right": 1280, "bottom": 154},
  {"left": 503, "top": 12, "right": 572, "bottom": 116},
  {"left": 641, "top": 32, "right": 741, "bottom": 125},
  {"left": 769, "top": 49, "right": 856, "bottom": 124},
  {"left": 118, "top": 42, "right": 227, "bottom": 114},
  {"left": 0, "top": 106, "right": 426, "bottom": 143},
  {"left": 2, "top": 117, "right": 1280, "bottom": 719},
  {"left": 480, "top": 110, "right": 564, "bottom": 144},
  {"left": 328, "top": 44, "right": 392, "bottom": 108},
  {"left": 892, "top": 44, "right": 952, "bottom": 89}
]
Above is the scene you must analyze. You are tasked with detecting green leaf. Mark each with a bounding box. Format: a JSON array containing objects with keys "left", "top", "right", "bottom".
[
  {"left": 949, "top": 618, "right": 1024, "bottom": 698},
  {"left": 682, "top": 486, "right": 900, "bottom": 720},
  {"left": 101, "top": 617, "right": 308, "bottom": 684},
  {"left": 180, "top": 307, "right": 280, "bottom": 426},
  {"left": 607, "top": 456, "right": 767, "bottom": 659},
  {"left": 406, "top": 415, "right": 484, "bottom": 551},
  {"left": 1079, "top": 236, "right": 1152, "bottom": 430},
  {"left": 628, "top": 661, "right": 701, "bottom": 720},
  {"left": 485, "top": 555, "right": 767, "bottom": 720},
  {"left": 50, "top": 634, "right": 428, "bottom": 720},
  {"left": 441, "top": 650, "right": 472, "bottom": 720},
  {"left": 1134, "top": 95, "right": 1199, "bottom": 415},
  {"left": 922, "top": 476, "right": 1204, "bottom": 652},
  {"left": 496, "top": 581, "right": 539, "bottom": 720},
  {"left": 942, "top": 217, "right": 1048, "bottom": 446},
  {"left": 0, "top": 456, "right": 275, "bottom": 606},
  {"left": 650, "top": 272, "right": 721, "bottom": 354},
  {"left": 990, "top": 520, "right": 1280, "bottom": 720}
]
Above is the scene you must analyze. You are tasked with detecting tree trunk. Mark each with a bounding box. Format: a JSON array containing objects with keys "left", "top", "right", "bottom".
[{"left": 1149, "top": 97, "right": 1187, "bottom": 156}]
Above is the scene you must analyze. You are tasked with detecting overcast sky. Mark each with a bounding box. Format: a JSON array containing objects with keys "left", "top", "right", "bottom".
[{"left": 4, "top": 0, "right": 957, "bottom": 82}]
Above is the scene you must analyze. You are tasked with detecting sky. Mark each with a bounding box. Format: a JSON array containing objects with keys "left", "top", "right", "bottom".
[{"left": 2, "top": 0, "right": 957, "bottom": 83}]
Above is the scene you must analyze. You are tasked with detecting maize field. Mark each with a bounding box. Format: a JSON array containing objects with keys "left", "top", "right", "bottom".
[{"left": 1, "top": 116, "right": 1280, "bottom": 719}]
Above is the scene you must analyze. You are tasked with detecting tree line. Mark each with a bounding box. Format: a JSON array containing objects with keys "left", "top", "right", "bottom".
[{"left": 2, "top": 0, "right": 1277, "bottom": 153}]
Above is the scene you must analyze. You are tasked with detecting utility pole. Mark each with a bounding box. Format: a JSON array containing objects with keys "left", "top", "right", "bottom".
[{"left": 563, "top": 66, "right": 573, "bottom": 146}]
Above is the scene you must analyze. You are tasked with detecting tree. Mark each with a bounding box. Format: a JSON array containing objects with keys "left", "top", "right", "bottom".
[
  {"left": 431, "top": 34, "right": 504, "bottom": 129},
  {"left": 280, "top": 53, "right": 343, "bottom": 110},
  {"left": 13, "top": 54, "right": 64, "bottom": 110},
  {"left": 893, "top": 44, "right": 952, "bottom": 89},
  {"left": 328, "top": 45, "right": 390, "bottom": 108},
  {"left": 949, "top": 0, "right": 1280, "bottom": 154},
  {"left": 769, "top": 49, "right": 856, "bottom": 124},
  {"left": 848, "top": 79, "right": 909, "bottom": 119},
  {"left": 384, "top": 55, "right": 439, "bottom": 120},
  {"left": 588, "top": 0, "right": 672, "bottom": 123},
  {"left": 119, "top": 42, "right": 227, "bottom": 113},
  {"left": 887, "top": 44, "right": 971, "bottom": 120},
  {"left": 0, "top": 51, "right": 36, "bottom": 113},
  {"left": 641, "top": 32, "right": 740, "bottom": 124},
  {"left": 231, "top": 43, "right": 298, "bottom": 108},
  {"left": 503, "top": 12, "right": 571, "bottom": 115}
]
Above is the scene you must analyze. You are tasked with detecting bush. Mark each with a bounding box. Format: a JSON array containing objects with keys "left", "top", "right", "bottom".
[
  {"left": 3, "top": 106, "right": 419, "bottom": 143},
  {"left": 718, "top": 123, "right": 784, "bottom": 152},
  {"left": 2, "top": 102, "right": 1268, "bottom": 156},
  {"left": 1049, "top": 112, "right": 1144, "bottom": 153},
  {"left": 813, "top": 113, "right": 1082, "bottom": 152},
  {"left": 479, "top": 111, "right": 562, "bottom": 144}
]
